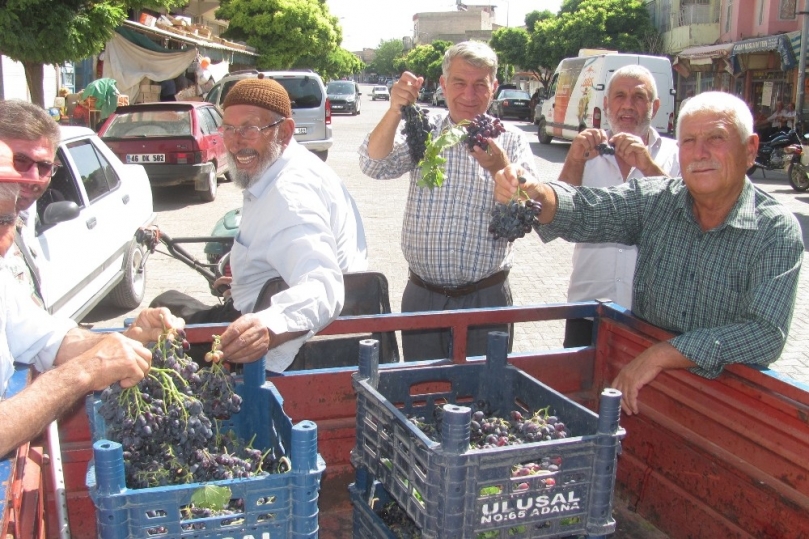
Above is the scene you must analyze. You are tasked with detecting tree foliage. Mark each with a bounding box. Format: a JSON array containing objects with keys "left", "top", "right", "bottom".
[
  {"left": 296, "top": 47, "right": 365, "bottom": 81},
  {"left": 367, "top": 39, "right": 405, "bottom": 77},
  {"left": 489, "top": 0, "right": 659, "bottom": 90},
  {"left": 217, "top": 0, "right": 341, "bottom": 71},
  {"left": 0, "top": 0, "right": 185, "bottom": 106},
  {"left": 402, "top": 40, "right": 451, "bottom": 86}
]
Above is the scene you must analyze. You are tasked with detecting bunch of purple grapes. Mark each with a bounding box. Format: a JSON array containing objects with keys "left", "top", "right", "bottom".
[
  {"left": 488, "top": 199, "right": 542, "bottom": 241},
  {"left": 97, "top": 330, "right": 269, "bottom": 490},
  {"left": 464, "top": 113, "right": 506, "bottom": 151},
  {"left": 401, "top": 104, "right": 431, "bottom": 163},
  {"left": 596, "top": 142, "right": 615, "bottom": 156}
]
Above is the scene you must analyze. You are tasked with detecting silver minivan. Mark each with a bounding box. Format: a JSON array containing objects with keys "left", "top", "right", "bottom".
[{"left": 205, "top": 70, "right": 333, "bottom": 161}]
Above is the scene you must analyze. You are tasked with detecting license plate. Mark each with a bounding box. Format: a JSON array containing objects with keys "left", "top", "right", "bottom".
[
  {"left": 294, "top": 127, "right": 307, "bottom": 135},
  {"left": 126, "top": 154, "right": 165, "bottom": 164},
  {"left": 332, "top": 105, "right": 344, "bottom": 109}
]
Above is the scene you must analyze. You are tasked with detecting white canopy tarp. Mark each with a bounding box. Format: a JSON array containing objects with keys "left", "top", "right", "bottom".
[{"left": 102, "top": 32, "right": 197, "bottom": 102}]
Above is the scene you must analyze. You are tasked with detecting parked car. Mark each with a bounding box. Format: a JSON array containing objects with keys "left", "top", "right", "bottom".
[
  {"left": 432, "top": 87, "right": 446, "bottom": 107},
  {"left": 98, "top": 102, "right": 228, "bottom": 202},
  {"left": 34, "top": 126, "right": 155, "bottom": 321},
  {"left": 371, "top": 86, "right": 390, "bottom": 101},
  {"left": 326, "top": 80, "right": 362, "bottom": 115},
  {"left": 205, "top": 70, "right": 333, "bottom": 161},
  {"left": 418, "top": 88, "right": 435, "bottom": 103},
  {"left": 490, "top": 89, "right": 532, "bottom": 121}
]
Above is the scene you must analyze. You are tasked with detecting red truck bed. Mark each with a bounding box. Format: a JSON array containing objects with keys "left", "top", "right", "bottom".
[{"left": 4, "top": 301, "right": 809, "bottom": 538}]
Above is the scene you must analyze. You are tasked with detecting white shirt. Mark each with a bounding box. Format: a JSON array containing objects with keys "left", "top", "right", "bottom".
[
  {"left": 567, "top": 128, "right": 680, "bottom": 309},
  {"left": 229, "top": 139, "right": 368, "bottom": 371},
  {"left": 0, "top": 268, "right": 75, "bottom": 396}
]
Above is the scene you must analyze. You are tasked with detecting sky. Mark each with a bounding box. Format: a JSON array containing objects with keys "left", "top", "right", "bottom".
[{"left": 325, "top": 0, "right": 564, "bottom": 52}]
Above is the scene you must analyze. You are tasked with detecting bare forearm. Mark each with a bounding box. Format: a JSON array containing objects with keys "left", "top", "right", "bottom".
[
  {"left": 0, "top": 362, "right": 93, "bottom": 457},
  {"left": 366, "top": 109, "right": 403, "bottom": 160},
  {"left": 558, "top": 158, "right": 586, "bottom": 186},
  {"left": 524, "top": 182, "right": 559, "bottom": 224},
  {"left": 52, "top": 328, "right": 105, "bottom": 366}
]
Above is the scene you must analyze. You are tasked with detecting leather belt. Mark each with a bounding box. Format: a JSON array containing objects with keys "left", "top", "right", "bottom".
[{"left": 408, "top": 269, "right": 509, "bottom": 298}]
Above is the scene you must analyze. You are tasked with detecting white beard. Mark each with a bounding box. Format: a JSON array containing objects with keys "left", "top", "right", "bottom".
[{"left": 227, "top": 138, "right": 283, "bottom": 190}]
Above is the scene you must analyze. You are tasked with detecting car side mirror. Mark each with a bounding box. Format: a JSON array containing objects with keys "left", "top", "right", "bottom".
[{"left": 41, "top": 200, "right": 80, "bottom": 227}]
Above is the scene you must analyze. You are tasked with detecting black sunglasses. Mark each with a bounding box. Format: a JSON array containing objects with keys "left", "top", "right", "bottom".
[{"left": 13, "top": 153, "right": 60, "bottom": 178}]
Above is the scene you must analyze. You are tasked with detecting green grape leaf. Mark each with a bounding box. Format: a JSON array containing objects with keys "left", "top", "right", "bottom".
[
  {"left": 190, "top": 485, "right": 231, "bottom": 510},
  {"left": 416, "top": 125, "right": 468, "bottom": 189}
]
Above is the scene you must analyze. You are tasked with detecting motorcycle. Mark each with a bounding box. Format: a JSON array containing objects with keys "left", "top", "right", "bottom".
[
  {"left": 747, "top": 128, "right": 803, "bottom": 178},
  {"left": 787, "top": 133, "right": 809, "bottom": 192}
]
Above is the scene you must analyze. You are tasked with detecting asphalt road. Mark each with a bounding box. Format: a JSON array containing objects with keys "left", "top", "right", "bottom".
[{"left": 85, "top": 83, "right": 809, "bottom": 386}]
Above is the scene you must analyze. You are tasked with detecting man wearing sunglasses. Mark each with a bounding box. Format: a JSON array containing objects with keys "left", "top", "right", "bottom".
[
  {"left": 0, "top": 99, "right": 63, "bottom": 307},
  {"left": 150, "top": 78, "right": 368, "bottom": 373},
  {"left": 0, "top": 139, "right": 186, "bottom": 457}
]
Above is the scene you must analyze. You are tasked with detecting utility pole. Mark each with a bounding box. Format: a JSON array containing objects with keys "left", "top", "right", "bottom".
[{"left": 797, "top": 0, "right": 809, "bottom": 132}]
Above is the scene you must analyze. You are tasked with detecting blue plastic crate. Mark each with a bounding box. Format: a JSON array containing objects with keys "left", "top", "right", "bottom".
[
  {"left": 350, "top": 472, "right": 418, "bottom": 539},
  {"left": 351, "top": 332, "right": 624, "bottom": 539},
  {"left": 85, "top": 360, "right": 326, "bottom": 539}
]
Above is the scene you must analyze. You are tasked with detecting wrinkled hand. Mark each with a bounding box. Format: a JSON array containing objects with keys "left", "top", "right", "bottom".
[
  {"left": 83, "top": 332, "right": 152, "bottom": 390},
  {"left": 610, "top": 132, "right": 655, "bottom": 172},
  {"left": 470, "top": 137, "right": 509, "bottom": 176},
  {"left": 570, "top": 128, "right": 609, "bottom": 162},
  {"left": 213, "top": 275, "right": 232, "bottom": 299},
  {"left": 219, "top": 313, "right": 271, "bottom": 364},
  {"left": 493, "top": 164, "right": 533, "bottom": 204},
  {"left": 611, "top": 341, "right": 691, "bottom": 415},
  {"left": 390, "top": 72, "right": 423, "bottom": 111},
  {"left": 123, "top": 307, "right": 185, "bottom": 344}
]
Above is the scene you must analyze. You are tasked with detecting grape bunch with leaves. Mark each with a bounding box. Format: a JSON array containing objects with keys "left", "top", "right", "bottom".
[{"left": 400, "top": 107, "right": 506, "bottom": 189}]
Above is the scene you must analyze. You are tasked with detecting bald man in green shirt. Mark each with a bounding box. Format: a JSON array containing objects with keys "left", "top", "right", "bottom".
[{"left": 493, "top": 91, "right": 803, "bottom": 415}]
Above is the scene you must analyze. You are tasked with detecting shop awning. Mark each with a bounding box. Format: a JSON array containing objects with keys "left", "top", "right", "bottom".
[
  {"left": 731, "top": 34, "right": 796, "bottom": 72},
  {"left": 673, "top": 43, "right": 735, "bottom": 77},
  {"left": 121, "top": 19, "right": 257, "bottom": 65}
]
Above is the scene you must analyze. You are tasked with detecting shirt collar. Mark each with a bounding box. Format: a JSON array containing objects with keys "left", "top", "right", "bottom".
[
  {"left": 245, "top": 138, "right": 299, "bottom": 200},
  {"left": 676, "top": 177, "right": 758, "bottom": 231}
]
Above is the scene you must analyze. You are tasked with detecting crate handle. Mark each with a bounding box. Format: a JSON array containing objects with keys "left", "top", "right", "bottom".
[{"left": 358, "top": 339, "right": 380, "bottom": 388}]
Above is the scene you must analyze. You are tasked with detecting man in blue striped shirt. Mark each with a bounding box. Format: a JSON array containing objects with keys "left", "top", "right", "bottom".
[{"left": 493, "top": 91, "right": 803, "bottom": 415}]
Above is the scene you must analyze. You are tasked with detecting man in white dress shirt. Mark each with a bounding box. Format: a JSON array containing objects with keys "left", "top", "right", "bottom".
[
  {"left": 153, "top": 78, "right": 368, "bottom": 372},
  {"left": 0, "top": 140, "right": 183, "bottom": 457},
  {"left": 556, "top": 65, "right": 681, "bottom": 347}
]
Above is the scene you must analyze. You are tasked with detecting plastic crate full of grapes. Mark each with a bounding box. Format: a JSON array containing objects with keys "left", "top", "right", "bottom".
[
  {"left": 351, "top": 333, "right": 625, "bottom": 539},
  {"left": 85, "top": 357, "right": 326, "bottom": 539}
]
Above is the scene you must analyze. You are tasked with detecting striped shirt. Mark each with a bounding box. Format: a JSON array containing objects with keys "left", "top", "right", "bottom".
[
  {"left": 538, "top": 177, "right": 804, "bottom": 378},
  {"left": 359, "top": 110, "right": 538, "bottom": 286}
]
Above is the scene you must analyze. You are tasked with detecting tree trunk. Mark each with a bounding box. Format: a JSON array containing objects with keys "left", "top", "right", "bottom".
[{"left": 22, "top": 61, "right": 45, "bottom": 107}]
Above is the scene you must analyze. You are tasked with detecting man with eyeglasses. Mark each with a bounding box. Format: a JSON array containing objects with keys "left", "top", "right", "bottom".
[
  {"left": 151, "top": 78, "right": 368, "bottom": 372},
  {"left": 0, "top": 139, "right": 185, "bottom": 457},
  {"left": 0, "top": 99, "right": 63, "bottom": 306}
]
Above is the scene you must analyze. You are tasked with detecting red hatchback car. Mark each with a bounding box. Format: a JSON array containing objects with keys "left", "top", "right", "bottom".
[{"left": 98, "top": 102, "right": 230, "bottom": 201}]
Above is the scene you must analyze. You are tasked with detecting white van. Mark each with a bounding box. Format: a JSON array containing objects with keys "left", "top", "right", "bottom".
[{"left": 536, "top": 53, "right": 675, "bottom": 144}]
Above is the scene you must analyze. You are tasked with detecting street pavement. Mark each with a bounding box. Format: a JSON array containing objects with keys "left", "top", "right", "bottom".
[{"left": 86, "top": 84, "right": 809, "bottom": 386}]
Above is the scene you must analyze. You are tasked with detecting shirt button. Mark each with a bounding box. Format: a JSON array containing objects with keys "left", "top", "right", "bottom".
[{"left": 618, "top": 249, "right": 623, "bottom": 253}]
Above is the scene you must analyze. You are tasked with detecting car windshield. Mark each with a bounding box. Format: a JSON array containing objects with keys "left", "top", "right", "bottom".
[
  {"left": 327, "top": 81, "right": 354, "bottom": 94},
  {"left": 102, "top": 109, "right": 193, "bottom": 137},
  {"left": 500, "top": 90, "right": 530, "bottom": 100},
  {"left": 220, "top": 76, "right": 323, "bottom": 109}
]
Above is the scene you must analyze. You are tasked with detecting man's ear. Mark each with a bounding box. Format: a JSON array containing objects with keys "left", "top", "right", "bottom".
[{"left": 278, "top": 118, "right": 295, "bottom": 146}]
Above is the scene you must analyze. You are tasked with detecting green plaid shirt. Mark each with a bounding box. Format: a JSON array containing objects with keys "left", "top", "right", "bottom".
[{"left": 538, "top": 177, "right": 804, "bottom": 378}]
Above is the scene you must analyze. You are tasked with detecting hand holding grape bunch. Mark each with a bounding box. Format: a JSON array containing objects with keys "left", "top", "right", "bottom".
[{"left": 488, "top": 176, "right": 541, "bottom": 242}]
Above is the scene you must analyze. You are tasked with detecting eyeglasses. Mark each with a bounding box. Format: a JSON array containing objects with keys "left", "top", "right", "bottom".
[
  {"left": 218, "top": 118, "right": 285, "bottom": 140},
  {"left": 13, "top": 153, "right": 61, "bottom": 179}
]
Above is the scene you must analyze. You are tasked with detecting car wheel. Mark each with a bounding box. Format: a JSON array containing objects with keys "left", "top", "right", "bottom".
[
  {"left": 107, "top": 239, "right": 146, "bottom": 309},
  {"left": 537, "top": 118, "right": 552, "bottom": 144},
  {"left": 199, "top": 166, "right": 217, "bottom": 202},
  {"left": 313, "top": 150, "right": 328, "bottom": 161},
  {"left": 352, "top": 102, "right": 359, "bottom": 116}
]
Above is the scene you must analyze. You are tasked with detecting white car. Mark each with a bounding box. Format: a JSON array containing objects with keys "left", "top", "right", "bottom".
[
  {"left": 371, "top": 86, "right": 390, "bottom": 101},
  {"left": 33, "top": 126, "right": 155, "bottom": 321}
]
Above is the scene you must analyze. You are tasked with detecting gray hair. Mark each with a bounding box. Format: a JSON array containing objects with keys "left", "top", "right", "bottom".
[
  {"left": 0, "top": 100, "right": 60, "bottom": 156},
  {"left": 676, "top": 91, "right": 754, "bottom": 141},
  {"left": 0, "top": 182, "right": 20, "bottom": 207},
  {"left": 606, "top": 65, "right": 658, "bottom": 102},
  {"left": 442, "top": 41, "right": 498, "bottom": 81}
]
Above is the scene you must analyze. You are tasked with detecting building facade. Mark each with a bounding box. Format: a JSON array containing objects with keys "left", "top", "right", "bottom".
[{"left": 648, "top": 0, "right": 805, "bottom": 118}]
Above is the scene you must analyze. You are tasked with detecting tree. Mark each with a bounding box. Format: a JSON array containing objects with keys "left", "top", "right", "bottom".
[
  {"left": 217, "top": 0, "right": 341, "bottom": 71},
  {"left": 297, "top": 48, "right": 365, "bottom": 81},
  {"left": 403, "top": 41, "right": 451, "bottom": 87},
  {"left": 0, "top": 0, "right": 185, "bottom": 107},
  {"left": 367, "top": 39, "right": 405, "bottom": 78}
]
